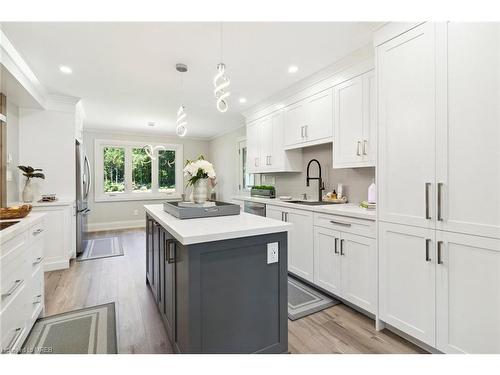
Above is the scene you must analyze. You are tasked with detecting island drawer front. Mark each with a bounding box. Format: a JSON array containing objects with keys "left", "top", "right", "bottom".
[
  {"left": 0, "top": 231, "right": 27, "bottom": 260},
  {"left": 29, "top": 220, "right": 45, "bottom": 245},
  {"left": 314, "top": 212, "right": 375, "bottom": 238}
]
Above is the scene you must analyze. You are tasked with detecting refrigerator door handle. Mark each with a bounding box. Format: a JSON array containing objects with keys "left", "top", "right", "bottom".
[{"left": 84, "top": 155, "right": 92, "bottom": 199}]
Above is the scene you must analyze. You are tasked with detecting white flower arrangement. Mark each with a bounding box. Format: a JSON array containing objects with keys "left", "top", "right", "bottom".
[{"left": 183, "top": 155, "right": 216, "bottom": 186}]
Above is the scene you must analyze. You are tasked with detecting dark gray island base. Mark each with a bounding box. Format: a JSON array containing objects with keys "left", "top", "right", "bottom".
[{"left": 146, "top": 213, "right": 288, "bottom": 354}]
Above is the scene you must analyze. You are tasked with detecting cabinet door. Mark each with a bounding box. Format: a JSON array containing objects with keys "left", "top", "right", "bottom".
[
  {"left": 162, "top": 231, "right": 176, "bottom": 342},
  {"left": 436, "top": 231, "right": 500, "bottom": 353},
  {"left": 304, "top": 89, "right": 333, "bottom": 142},
  {"left": 146, "top": 216, "right": 154, "bottom": 286},
  {"left": 246, "top": 122, "right": 262, "bottom": 173},
  {"left": 265, "top": 205, "right": 284, "bottom": 221},
  {"left": 379, "top": 222, "right": 436, "bottom": 346},
  {"left": 284, "top": 101, "right": 306, "bottom": 147},
  {"left": 362, "top": 70, "right": 376, "bottom": 165},
  {"left": 313, "top": 227, "right": 341, "bottom": 295},
  {"left": 151, "top": 221, "right": 161, "bottom": 301},
  {"left": 340, "top": 233, "right": 376, "bottom": 314},
  {"left": 260, "top": 116, "right": 273, "bottom": 171},
  {"left": 269, "top": 110, "right": 284, "bottom": 171},
  {"left": 377, "top": 22, "right": 437, "bottom": 228},
  {"left": 287, "top": 209, "right": 314, "bottom": 282},
  {"left": 333, "top": 76, "right": 364, "bottom": 168},
  {"left": 436, "top": 23, "right": 500, "bottom": 239}
]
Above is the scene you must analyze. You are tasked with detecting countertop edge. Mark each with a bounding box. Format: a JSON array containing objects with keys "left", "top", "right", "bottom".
[
  {"left": 0, "top": 212, "right": 47, "bottom": 244},
  {"left": 232, "top": 195, "right": 376, "bottom": 221}
]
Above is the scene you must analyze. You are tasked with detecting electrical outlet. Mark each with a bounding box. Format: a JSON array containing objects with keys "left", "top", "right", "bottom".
[
  {"left": 133, "top": 209, "right": 139, "bottom": 216},
  {"left": 267, "top": 242, "right": 279, "bottom": 264}
]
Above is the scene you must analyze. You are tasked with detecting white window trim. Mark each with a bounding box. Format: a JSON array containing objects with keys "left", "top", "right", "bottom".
[{"left": 94, "top": 139, "right": 184, "bottom": 202}]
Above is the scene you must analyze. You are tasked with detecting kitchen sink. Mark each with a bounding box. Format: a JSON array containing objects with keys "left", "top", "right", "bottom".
[{"left": 0, "top": 221, "right": 20, "bottom": 231}]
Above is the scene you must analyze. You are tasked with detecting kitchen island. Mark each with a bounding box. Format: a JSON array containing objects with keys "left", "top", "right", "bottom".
[{"left": 144, "top": 204, "right": 291, "bottom": 354}]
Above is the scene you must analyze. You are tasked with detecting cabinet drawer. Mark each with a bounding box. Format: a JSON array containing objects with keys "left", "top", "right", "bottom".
[
  {"left": 0, "top": 231, "right": 27, "bottom": 259},
  {"left": 313, "top": 212, "right": 375, "bottom": 238},
  {"left": 28, "top": 235, "right": 45, "bottom": 274},
  {"left": 0, "top": 249, "right": 29, "bottom": 313},
  {"left": 0, "top": 283, "right": 28, "bottom": 354},
  {"left": 28, "top": 267, "right": 44, "bottom": 324},
  {"left": 29, "top": 221, "right": 45, "bottom": 244}
]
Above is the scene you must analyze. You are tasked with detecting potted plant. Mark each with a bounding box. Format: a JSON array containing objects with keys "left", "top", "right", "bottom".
[
  {"left": 18, "top": 165, "right": 45, "bottom": 202},
  {"left": 183, "top": 155, "right": 216, "bottom": 203}
]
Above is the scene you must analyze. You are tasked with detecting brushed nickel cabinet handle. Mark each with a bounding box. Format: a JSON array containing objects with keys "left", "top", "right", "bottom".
[
  {"left": 437, "top": 241, "right": 444, "bottom": 265},
  {"left": 2, "top": 328, "right": 23, "bottom": 354},
  {"left": 33, "top": 228, "right": 44, "bottom": 236},
  {"left": 329, "top": 220, "right": 352, "bottom": 227},
  {"left": 304, "top": 125, "right": 308, "bottom": 138},
  {"left": 334, "top": 238, "right": 339, "bottom": 254},
  {"left": 167, "top": 242, "right": 176, "bottom": 264},
  {"left": 363, "top": 140, "right": 368, "bottom": 155},
  {"left": 1, "top": 279, "right": 23, "bottom": 298},
  {"left": 437, "top": 183, "right": 443, "bottom": 221},
  {"left": 340, "top": 239, "right": 345, "bottom": 256},
  {"left": 33, "top": 256, "right": 44, "bottom": 265},
  {"left": 300, "top": 126, "right": 304, "bottom": 138},
  {"left": 425, "top": 183, "right": 432, "bottom": 220},
  {"left": 425, "top": 239, "right": 431, "bottom": 262},
  {"left": 356, "top": 141, "right": 362, "bottom": 156}
]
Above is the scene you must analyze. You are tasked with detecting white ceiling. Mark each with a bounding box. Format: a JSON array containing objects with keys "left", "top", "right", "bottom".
[{"left": 2, "top": 22, "right": 380, "bottom": 139}]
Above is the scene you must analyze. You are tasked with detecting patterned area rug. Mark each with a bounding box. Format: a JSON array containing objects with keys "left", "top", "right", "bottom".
[
  {"left": 288, "top": 276, "right": 341, "bottom": 321},
  {"left": 77, "top": 237, "right": 124, "bottom": 261},
  {"left": 21, "top": 303, "right": 117, "bottom": 354}
]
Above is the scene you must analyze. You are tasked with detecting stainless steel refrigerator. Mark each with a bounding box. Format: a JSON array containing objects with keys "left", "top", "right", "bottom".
[{"left": 76, "top": 140, "right": 91, "bottom": 254}]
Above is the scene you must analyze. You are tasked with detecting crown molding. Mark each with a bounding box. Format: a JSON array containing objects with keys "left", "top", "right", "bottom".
[
  {"left": 0, "top": 29, "right": 48, "bottom": 108},
  {"left": 207, "top": 124, "right": 246, "bottom": 142},
  {"left": 83, "top": 126, "right": 211, "bottom": 142}
]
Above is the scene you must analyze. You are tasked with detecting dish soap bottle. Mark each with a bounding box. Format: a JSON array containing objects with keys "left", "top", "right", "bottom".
[{"left": 368, "top": 180, "right": 376, "bottom": 204}]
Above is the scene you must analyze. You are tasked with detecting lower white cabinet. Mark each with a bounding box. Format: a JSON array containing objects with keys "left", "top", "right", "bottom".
[
  {"left": 379, "top": 222, "right": 436, "bottom": 346},
  {"left": 32, "top": 202, "right": 74, "bottom": 271},
  {"left": 436, "top": 231, "right": 500, "bottom": 354},
  {"left": 313, "top": 227, "right": 376, "bottom": 313},
  {"left": 266, "top": 205, "right": 314, "bottom": 282},
  {"left": 0, "top": 215, "right": 46, "bottom": 354}
]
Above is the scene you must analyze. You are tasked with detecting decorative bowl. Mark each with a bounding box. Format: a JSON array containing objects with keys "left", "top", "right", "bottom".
[{"left": 0, "top": 204, "right": 33, "bottom": 220}]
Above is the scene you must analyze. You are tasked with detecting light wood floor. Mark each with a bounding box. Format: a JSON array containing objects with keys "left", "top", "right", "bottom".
[{"left": 44, "top": 229, "right": 425, "bottom": 354}]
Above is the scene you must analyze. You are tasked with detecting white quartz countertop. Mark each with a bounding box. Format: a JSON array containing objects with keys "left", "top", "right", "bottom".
[
  {"left": 0, "top": 212, "right": 46, "bottom": 244},
  {"left": 9, "top": 198, "right": 75, "bottom": 207},
  {"left": 232, "top": 195, "right": 376, "bottom": 221},
  {"left": 144, "top": 204, "right": 292, "bottom": 245}
]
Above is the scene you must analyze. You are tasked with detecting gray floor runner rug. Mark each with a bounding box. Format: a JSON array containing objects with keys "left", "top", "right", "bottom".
[
  {"left": 77, "top": 237, "right": 124, "bottom": 261},
  {"left": 21, "top": 303, "right": 117, "bottom": 354},
  {"left": 288, "top": 276, "right": 341, "bottom": 321}
]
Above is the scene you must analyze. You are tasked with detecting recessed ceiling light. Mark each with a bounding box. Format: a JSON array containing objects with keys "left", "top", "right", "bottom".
[
  {"left": 288, "top": 65, "right": 299, "bottom": 74},
  {"left": 147, "top": 122, "right": 156, "bottom": 127},
  {"left": 59, "top": 66, "right": 72, "bottom": 74},
  {"left": 239, "top": 97, "right": 247, "bottom": 104}
]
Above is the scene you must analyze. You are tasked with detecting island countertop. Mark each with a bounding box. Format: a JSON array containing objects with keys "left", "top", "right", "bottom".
[{"left": 144, "top": 204, "right": 292, "bottom": 245}]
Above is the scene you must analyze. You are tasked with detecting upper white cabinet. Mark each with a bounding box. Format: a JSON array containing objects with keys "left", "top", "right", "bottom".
[
  {"left": 284, "top": 88, "right": 333, "bottom": 149},
  {"left": 333, "top": 70, "right": 375, "bottom": 168},
  {"left": 377, "top": 22, "right": 437, "bottom": 229},
  {"left": 435, "top": 23, "right": 500, "bottom": 239},
  {"left": 247, "top": 110, "right": 302, "bottom": 174}
]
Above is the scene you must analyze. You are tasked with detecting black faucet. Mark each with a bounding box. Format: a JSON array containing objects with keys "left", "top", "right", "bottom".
[{"left": 306, "top": 159, "right": 325, "bottom": 201}]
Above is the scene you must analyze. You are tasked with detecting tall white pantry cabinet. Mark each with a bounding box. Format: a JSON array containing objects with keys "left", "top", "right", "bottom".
[{"left": 377, "top": 22, "right": 500, "bottom": 353}]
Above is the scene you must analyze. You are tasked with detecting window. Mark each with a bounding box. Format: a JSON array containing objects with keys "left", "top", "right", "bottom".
[
  {"left": 237, "top": 139, "right": 254, "bottom": 191},
  {"left": 95, "top": 140, "right": 183, "bottom": 202}
]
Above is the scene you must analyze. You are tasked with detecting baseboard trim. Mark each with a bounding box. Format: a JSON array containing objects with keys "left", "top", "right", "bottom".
[
  {"left": 44, "top": 259, "right": 70, "bottom": 272},
  {"left": 87, "top": 219, "right": 146, "bottom": 232}
]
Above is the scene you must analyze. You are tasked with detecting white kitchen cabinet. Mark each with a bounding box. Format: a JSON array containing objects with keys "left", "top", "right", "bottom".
[
  {"left": 313, "top": 226, "right": 342, "bottom": 296},
  {"left": 379, "top": 222, "right": 436, "bottom": 347},
  {"left": 377, "top": 22, "right": 437, "bottom": 229},
  {"left": 340, "top": 232, "right": 376, "bottom": 313},
  {"left": 266, "top": 205, "right": 314, "bottom": 282},
  {"left": 435, "top": 23, "right": 500, "bottom": 239},
  {"left": 333, "top": 70, "right": 375, "bottom": 168},
  {"left": 32, "top": 202, "right": 73, "bottom": 271},
  {"left": 246, "top": 110, "right": 302, "bottom": 174},
  {"left": 246, "top": 121, "right": 261, "bottom": 174},
  {"left": 284, "top": 89, "right": 333, "bottom": 149},
  {"left": 436, "top": 231, "right": 500, "bottom": 354},
  {"left": 313, "top": 226, "right": 375, "bottom": 314}
]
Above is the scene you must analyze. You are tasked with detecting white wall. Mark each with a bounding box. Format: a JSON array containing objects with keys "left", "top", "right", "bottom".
[
  {"left": 18, "top": 108, "right": 76, "bottom": 201},
  {"left": 84, "top": 129, "right": 210, "bottom": 229},
  {"left": 6, "top": 100, "right": 19, "bottom": 204},
  {"left": 208, "top": 126, "right": 246, "bottom": 202}
]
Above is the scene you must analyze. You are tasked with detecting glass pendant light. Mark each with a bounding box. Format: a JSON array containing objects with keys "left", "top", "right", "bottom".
[{"left": 214, "top": 23, "right": 230, "bottom": 112}]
